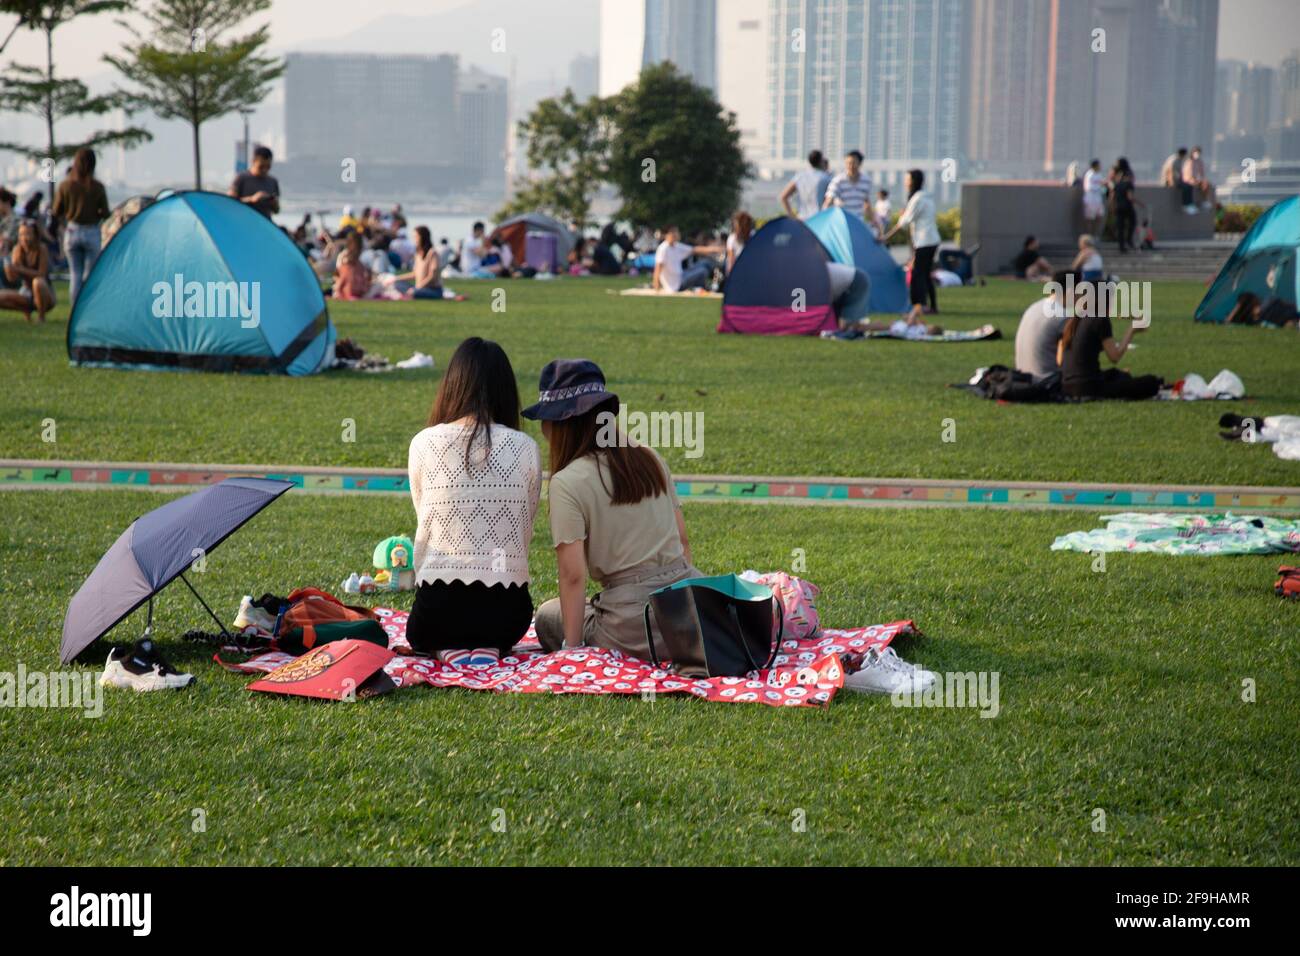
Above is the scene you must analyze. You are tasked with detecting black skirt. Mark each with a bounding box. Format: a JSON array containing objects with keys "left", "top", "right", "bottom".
[{"left": 405, "top": 580, "right": 533, "bottom": 654}]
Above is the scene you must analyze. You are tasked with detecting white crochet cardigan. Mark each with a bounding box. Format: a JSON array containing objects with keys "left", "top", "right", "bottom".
[{"left": 407, "top": 422, "right": 541, "bottom": 588}]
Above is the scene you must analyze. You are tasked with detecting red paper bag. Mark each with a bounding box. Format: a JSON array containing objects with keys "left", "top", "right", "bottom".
[{"left": 248, "top": 639, "right": 396, "bottom": 701}]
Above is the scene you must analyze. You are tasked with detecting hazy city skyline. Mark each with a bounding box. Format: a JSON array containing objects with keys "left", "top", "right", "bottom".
[{"left": 1, "top": 0, "right": 1297, "bottom": 195}]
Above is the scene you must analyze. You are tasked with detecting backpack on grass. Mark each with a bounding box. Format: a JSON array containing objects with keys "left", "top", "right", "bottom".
[
  {"left": 271, "top": 588, "right": 384, "bottom": 654},
  {"left": 1275, "top": 566, "right": 1300, "bottom": 600}
]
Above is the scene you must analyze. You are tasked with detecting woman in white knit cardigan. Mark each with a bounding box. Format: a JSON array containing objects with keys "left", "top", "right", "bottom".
[{"left": 406, "top": 338, "right": 541, "bottom": 666}]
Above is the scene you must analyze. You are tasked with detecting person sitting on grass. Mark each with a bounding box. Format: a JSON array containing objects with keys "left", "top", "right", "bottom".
[
  {"left": 0, "top": 221, "right": 55, "bottom": 323},
  {"left": 332, "top": 231, "right": 373, "bottom": 300},
  {"left": 652, "top": 225, "right": 723, "bottom": 292},
  {"left": 394, "top": 226, "right": 444, "bottom": 300},
  {"left": 1226, "top": 291, "right": 1299, "bottom": 328},
  {"left": 526, "top": 359, "right": 702, "bottom": 657},
  {"left": 1014, "top": 270, "right": 1071, "bottom": 383},
  {"left": 1012, "top": 235, "right": 1053, "bottom": 281},
  {"left": 567, "top": 238, "right": 592, "bottom": 276},
  {"left": 1057, "top": 279, "right": 1161, "bottom": 400},
  {"left": 481, "top": 235, "right": 514, "bottom": 277},
  {"left": 1069, "top": 234, "right": 1104, "bottom": 281},
  {"left": 406, "top": 338, "right": 541, "bottom": 666}
]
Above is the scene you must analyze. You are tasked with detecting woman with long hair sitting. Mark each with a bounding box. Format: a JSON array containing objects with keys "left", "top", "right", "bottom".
[
  {"left": 1057, "top": 277, "right": 1161, "bottom": 400},
  {"left": 397, "top": 225, "right": 444, "bottom": 299},
  {"left": 406, "top": 338, "right": 541, "bottom": 665},
  {"left": 524, "top": 359, "right": 701, "bottom": 657}
]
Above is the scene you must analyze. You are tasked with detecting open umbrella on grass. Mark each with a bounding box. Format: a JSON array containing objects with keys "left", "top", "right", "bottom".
[{"left": 60, "top": 477, "right": 294, "bottom": 664}]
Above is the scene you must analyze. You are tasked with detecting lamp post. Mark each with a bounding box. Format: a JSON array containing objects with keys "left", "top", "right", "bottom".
[{"left": 239, "top": 109, "right": 253, "bottom": 172}]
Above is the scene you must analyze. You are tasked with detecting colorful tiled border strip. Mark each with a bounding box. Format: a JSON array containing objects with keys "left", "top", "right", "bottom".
[{"left": 4, "top": 460, "right": 1298, "bottom": 513}]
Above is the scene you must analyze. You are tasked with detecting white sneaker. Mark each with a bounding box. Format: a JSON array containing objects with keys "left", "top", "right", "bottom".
[
  {"left": 341, "top": 573, "right": 361, "bottom": 594},
  {"left": 1184, "top": 204, "right": 1199, "bottom": 215},
  {"left": 843, "top": 646, "right": 936, "bottom": 696},
  {"left": 100, "top": 639, "right": 195, "bottom": 692},
  {"left": 233, "top": 595, "right": 276, "bottom": 633}
]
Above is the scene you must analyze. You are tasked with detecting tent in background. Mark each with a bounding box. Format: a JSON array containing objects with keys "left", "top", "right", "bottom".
[
  {"left": 490, "top": 212, "right": 576, "bottom": 272},
  {"left": 806, "top": 207, "right": 909, "bottom": 314},
  {"left": 1196, "top": 196, "right": 1299, "bottom": 323},
  {"left": 67, "top": 191, "right": 335, "bottom": 375},
  {"left": 718, "top": 217, "right": 836, "bottom": 335}
]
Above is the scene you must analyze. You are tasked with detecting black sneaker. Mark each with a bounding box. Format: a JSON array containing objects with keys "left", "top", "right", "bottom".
[{"left": 100, "top": 638, "right": 195, "bottom": 691}]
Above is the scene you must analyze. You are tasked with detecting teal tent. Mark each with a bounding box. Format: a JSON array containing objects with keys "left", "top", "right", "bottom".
[
  {"left": 68, "top": 191, "right": 335, "bottom": 374},
  {"left": 806, "top": 207, "right": 909, "bottom": 314},
  {"left": 1195, "top": 196, "right": 1299, "bottom": 324}
]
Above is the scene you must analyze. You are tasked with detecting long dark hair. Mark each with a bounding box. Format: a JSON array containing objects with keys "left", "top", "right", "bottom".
[
  {"left": 546, "top": 397, "right": 668, "bottom": 505},
  {"left": 1060, "top": 274, "right": 1103, "bottom": 352},
  {"left": 428, "top": 338, "right": 521, "bottom": 468},
  {"left": 415, "top": 225, "right": 432, "bottom": 254},
  {"left": 907, "top": 168, "right": 924, "bottom": 197},
  {"left": 71, "top": 147, "right": 96, "bottom": 184},
  {"left": 731, "top": 211, "right": 754, "bottom": 244}
]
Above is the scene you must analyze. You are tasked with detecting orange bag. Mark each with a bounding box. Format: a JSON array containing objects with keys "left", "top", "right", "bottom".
[{"left": 278, "top": 588, "right": 378, "bottom": 633}]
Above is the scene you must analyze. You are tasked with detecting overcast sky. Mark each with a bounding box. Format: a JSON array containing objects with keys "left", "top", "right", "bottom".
[{"left": 3, "top": 0, "right": 1297, "bottom": 73}]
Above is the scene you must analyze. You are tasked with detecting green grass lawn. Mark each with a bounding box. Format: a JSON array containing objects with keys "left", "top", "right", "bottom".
[
  {"left": 2, "top": 275, "right": 1297, "bottom": 867},
  {"left": 1, "top": 490, "right": 1296, "bottom": 865},
  {"left": 3, "top": 276, "right": 1298, "bottom": 485}
]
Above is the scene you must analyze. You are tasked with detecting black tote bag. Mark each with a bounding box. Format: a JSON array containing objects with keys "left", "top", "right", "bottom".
[{"left": 642, "top": 574, "right": 784, "bottom": 678}]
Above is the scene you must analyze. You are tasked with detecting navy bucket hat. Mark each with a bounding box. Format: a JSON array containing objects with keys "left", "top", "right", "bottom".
[{"left": 521, "top": 359, "right": 619, "bottom": 421}]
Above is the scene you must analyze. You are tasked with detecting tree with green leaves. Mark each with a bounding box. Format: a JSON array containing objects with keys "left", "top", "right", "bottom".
[
  {"left": 105, "top": 0, "right": 283, "bottom": 190},
  {"left": 605, "top": 63, "right": 751, "bottom": 236},
  {"left": 0, "top": 2, "right": 151, "bottom": 197},
  {"left": 499, "top": 64, "right": 750, "bottom": 236},
  {"left": 496, "top": 89, "right": 613, "bottom": 227}
]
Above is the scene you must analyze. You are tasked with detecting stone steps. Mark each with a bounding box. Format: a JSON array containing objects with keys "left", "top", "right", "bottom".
[{"left": 1036, "top": 242, "right": 1232, "bottom": 280}]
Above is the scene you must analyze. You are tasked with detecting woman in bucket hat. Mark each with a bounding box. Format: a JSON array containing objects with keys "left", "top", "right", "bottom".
[{"left": 524, "top": 359, "right": 702, "bottom": 659}]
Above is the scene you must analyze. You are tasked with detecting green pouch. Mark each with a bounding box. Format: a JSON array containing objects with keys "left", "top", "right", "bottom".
[{"left": 277, "top": 618, "right": 390, "bottom": 655}]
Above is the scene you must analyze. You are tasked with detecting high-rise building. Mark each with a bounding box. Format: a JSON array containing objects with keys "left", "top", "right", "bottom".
[
  {"left": 716, "top": 0, "right": 770, "bottom": 163},
  {"left": 964, "top": 0, "right": 1218, "bottom": 179},
  {"left": 284, "top": 52, "right": 459, "bottom": 167},
  {"left": 1216, "top": 60, "right": 1276, "bottom": 139},
  {"left": 568, "top": 53, "right": 600, "bottom": 100},
  {"left": 598, "top": 0, "right": 716, "bottom": 96},
  {"left": 283, "top": 52, "right": 512, "bottom": 194},
  {"left": 458, "top": 67, "right": 509, "bottom": 186},
  {"left": 1281, "top": 49, "right": 1300, "bottom": 125},
  {"left": 760, "top": 0, "right": 964, "bottom": 202}
]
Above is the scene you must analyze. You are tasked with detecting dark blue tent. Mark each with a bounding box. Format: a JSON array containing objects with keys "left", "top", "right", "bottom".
[
  {"left": 807, "top": 207, "right": 909, "bottom": 314},
  {"left": 718, "top": 217, "right": 836, "bottom": 335},
  {"left": 67, "top": 191, "right": 335, "bottom": 375}
]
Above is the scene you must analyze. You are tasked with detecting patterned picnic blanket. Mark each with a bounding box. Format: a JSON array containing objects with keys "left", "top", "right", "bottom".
[
  {"left": 1051, "top": 512, "right": 1300, "bottom": 556},
  {"left": 223, "top": 609, "right": 919, "bottom": 708}
]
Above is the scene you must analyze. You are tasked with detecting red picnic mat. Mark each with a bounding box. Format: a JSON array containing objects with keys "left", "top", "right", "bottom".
[{"left": 221, "top": 608, "right": 919, "bottom": 708}]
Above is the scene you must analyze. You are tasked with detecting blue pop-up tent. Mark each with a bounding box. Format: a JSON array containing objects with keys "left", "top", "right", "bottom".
[
  {"left": 806, "top": 207, "right": 909, "bottom": 314},
  {"left": 67, "top": 191, "right": 335, "bottom": 374},
  {"left": 1196, "top": 196, "right": 1299, "bottom": 324}
]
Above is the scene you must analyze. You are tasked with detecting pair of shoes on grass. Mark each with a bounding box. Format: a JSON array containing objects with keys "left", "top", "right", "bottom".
[{"left": 843, "top": 646, "right": 936, "bottom": 696}]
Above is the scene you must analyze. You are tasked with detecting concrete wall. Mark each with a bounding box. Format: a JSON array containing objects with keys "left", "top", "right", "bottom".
[{"left": 962, "top": 181, "right": 1216, "bottom": 275}]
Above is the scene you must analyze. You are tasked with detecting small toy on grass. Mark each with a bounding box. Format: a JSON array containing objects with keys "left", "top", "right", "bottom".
[
  {"left": 342, "top": 536, "right": 416, "bottom": 594},
  {"left": 372, "top": 536, "right": 416, "bottom": 591}
]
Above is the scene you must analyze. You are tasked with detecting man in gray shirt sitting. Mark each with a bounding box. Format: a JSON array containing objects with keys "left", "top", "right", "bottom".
[{"left": 1014, "top": 272, "right": 1071, "bottom": 382}]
